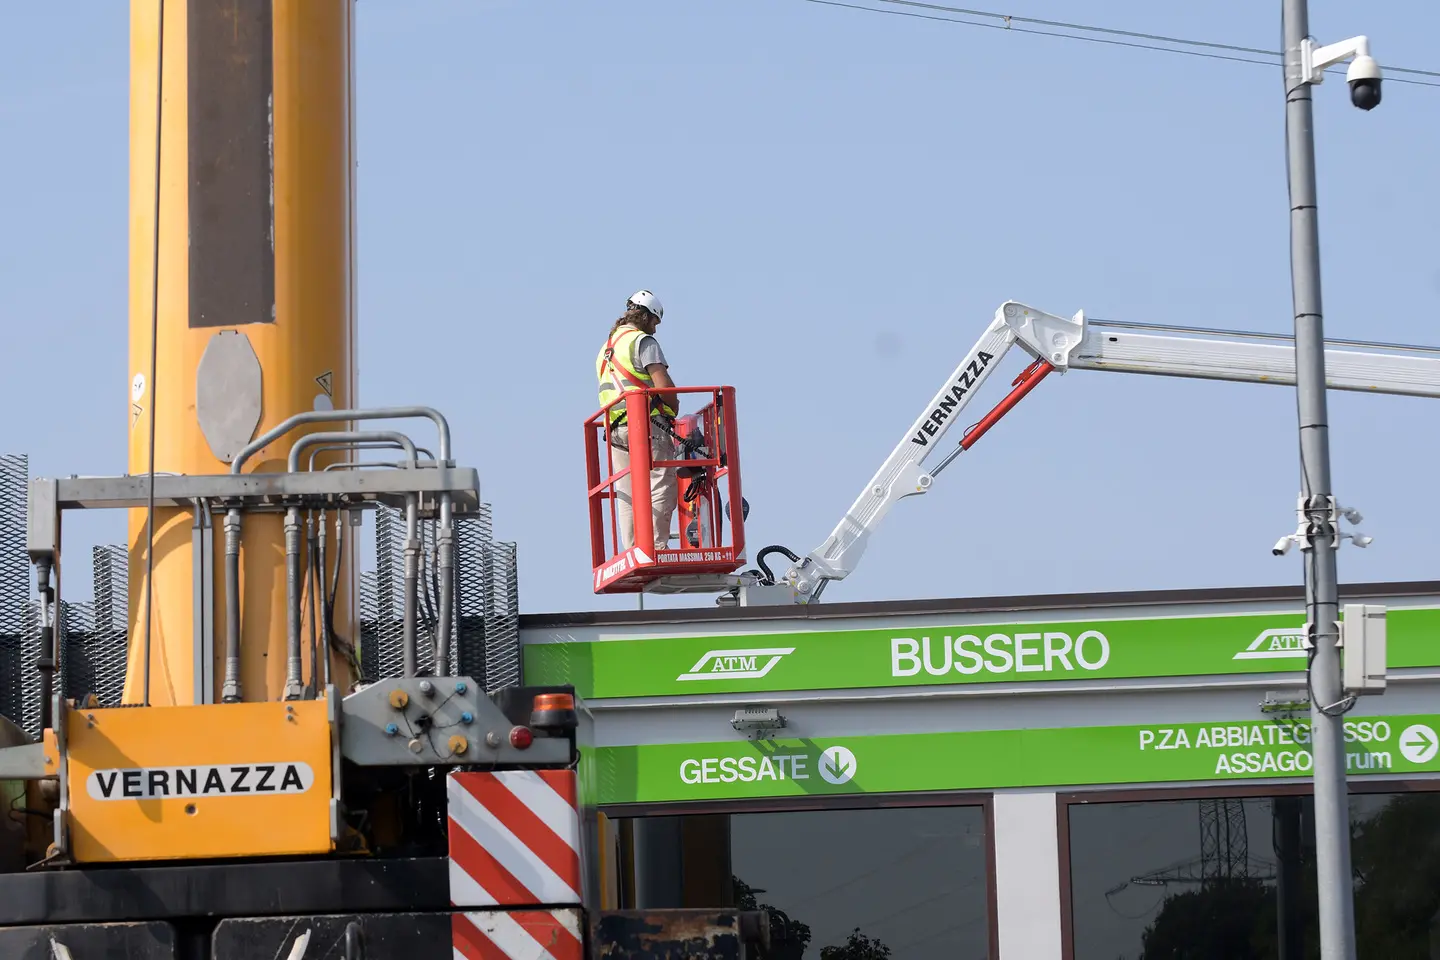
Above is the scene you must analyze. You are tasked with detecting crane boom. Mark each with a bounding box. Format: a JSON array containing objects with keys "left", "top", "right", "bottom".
[
  {"left": 1073, "top": 319, "right": 1440, "bottom": 397},
  {"left": 779, "top": 301, "right": 1440, "bottom": 601}
]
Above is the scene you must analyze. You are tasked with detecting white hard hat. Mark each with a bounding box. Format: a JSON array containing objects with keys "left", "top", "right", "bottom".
[{"left": 627, "top": 289, "right": 663, "bottom": 320}]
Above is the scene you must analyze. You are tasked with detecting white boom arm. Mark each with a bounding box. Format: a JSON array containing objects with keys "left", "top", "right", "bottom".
[
  {"left": 781, "top": 302, "right": 1085, "bottom": 598},
  {"left": 779, "top": 301, "right": 1440, "bottom": 601}
]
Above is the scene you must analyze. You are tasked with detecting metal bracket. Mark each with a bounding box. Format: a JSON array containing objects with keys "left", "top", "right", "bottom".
[
  {"left": 998, "top": 301, "right": 1086, "bottom": 370},
  {"left": 1260, "top": 689, "right": 1312, "bottom": 720},
  {"left": 26, "top": 478, "right": 58, "bottom": 565},
  {"left": 0, "top": 743, "right": 48, "bottom": 779},
  {"left": 328, "top": 686, "right": 343, "bottom": 846},
  {"left": 46, "top": 469, "right": 482, "bottom": 517},
  {"left": 50, "top": 691, "right": 69, "bottom": 863},
  {"left": 340, "top": 677, "right": 569, "bottom": 767},
  {"left": 1277, "top": 493, "right": 1372, "bottom": 555},
  {"left": 730, "top": 582, "right": 803, "bottom": 607},
  {"left": 731, "top": 706, "right": 787, "bottom": 741},
  {"left": 1300, "top": 35, "right": 1371, "bottom": 85},
  {"left": 1298, "top": 620, "right": 1340, "bottom": 651}
]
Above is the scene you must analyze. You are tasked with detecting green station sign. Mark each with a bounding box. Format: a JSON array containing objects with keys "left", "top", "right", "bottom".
[
  {"left": 527, "top": 607, "right": 1440, "bottom": 700},
  {"left": 589, "top": 713, "right": 1440, "bottom": 805}
]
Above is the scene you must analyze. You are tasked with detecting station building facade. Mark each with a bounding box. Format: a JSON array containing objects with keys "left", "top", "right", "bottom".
[{"left": 522, "top": 580, "right": 1440, "bottom": 958}]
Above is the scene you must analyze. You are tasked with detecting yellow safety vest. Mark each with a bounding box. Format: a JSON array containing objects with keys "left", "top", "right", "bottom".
[{"left": 597, "top": 325, "right": 676, "bottom": 425}]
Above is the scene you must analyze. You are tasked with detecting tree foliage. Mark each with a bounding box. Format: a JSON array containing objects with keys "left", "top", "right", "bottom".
[
  {"left": 1137, "top": 878, "right": 1280, "bottom": 959},
  {"left": 1136, "top": 793, "right": 1440, "bottom": 960},
  {"left": 734, "top": 875, "right": 811, "bottom": 960},
  {"left": 820, "top": 928, "right": 893, "bottom": 959},
  {"left": 732, "top": 877, "right": 898, "bottom": 959}
]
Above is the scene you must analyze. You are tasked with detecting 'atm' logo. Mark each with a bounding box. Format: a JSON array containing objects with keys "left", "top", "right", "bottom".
[{"left": 677, "top": 648, "right": 795, "bottom": 682}]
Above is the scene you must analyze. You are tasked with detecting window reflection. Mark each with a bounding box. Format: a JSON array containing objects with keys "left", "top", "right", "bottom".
[
  {"left": 619, "top": 805, "right": 993, "bottom": 958},
  {"left": 730, "top": 806, "right": 991, "bottom": 959},
  {"left": 1067, "top": 790, "right": 1440, "bottom": 960}
]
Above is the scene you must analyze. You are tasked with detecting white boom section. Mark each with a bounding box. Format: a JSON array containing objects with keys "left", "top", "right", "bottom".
[
  {"left": 1073, "top": 319, "right": 1440, "bottom": 397},
  {"left": 782, "top": 302, "right": 1085, "bottom": 599},
  {"left": 782, "top": 302, "right": 1440, "bottom": 601}
]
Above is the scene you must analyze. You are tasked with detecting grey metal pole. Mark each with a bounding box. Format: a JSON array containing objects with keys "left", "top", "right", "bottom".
[{"left": 1281, "top": 1, "right": 1357, "bottom": 957}]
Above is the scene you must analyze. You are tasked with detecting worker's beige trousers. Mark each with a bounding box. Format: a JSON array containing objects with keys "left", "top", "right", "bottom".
[{"left": 609, "top": 421, "right": 678, "bottom": 554}]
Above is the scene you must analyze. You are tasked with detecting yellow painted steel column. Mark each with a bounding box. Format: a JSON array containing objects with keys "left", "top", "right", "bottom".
[{"left": 126, "top": 0, "right": 357, "bottom": 706}]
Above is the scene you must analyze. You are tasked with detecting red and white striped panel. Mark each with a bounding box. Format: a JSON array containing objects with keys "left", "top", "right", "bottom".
[
  {"left": 447, "top": 770, "right": 583, "bottom": 908},
  {"left": 452, "top": 908, "right": 584, "bottom": 960}
]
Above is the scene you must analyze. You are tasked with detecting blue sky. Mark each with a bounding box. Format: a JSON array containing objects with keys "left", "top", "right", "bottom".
[{"left": 2, "top": 1, "right": 1438, "bottom": 615}]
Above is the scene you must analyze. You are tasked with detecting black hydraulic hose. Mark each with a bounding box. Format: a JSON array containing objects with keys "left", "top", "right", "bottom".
[
  {"left": 428, "top": 539, "right": 445, "bottom": 670},
  {"left": 755, "top": 545, "right": 802, "bottom": 585},
  {"left": 317, "top": 510, "right": 331, "bottom": 690},
  {"left": 419, "top": 535, "right": 437, "bottom": 644},
  {"left": 327, "top": 512, "right": 343, "bottom": 625},
  {"left": 344, "top": 921, "right": 366, "bottom": 960},
  {"left": 306, "top": 515, "right": 320, "bottom": 698},
  {"left": 323, "top": 513, "right": 360, "bottom": 681}
]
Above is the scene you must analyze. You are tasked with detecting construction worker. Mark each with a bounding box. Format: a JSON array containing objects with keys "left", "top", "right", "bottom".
[{"left": 597, "top": 289, "right": 680, "bottom": 554}]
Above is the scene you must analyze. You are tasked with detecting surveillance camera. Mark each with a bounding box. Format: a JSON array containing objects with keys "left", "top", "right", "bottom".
[
  {"left": 1341, "top": 507, "right": 1364, "bottom": 525},
  {"left": 1351, "top": 533, "right": 1374, "bottom": 548},
  {"left": 1347, "top": 55, "right": 1382, "bottom": 111},
  {"left": 1273, "top": 536, "right": 1294, "bottom": 557}
]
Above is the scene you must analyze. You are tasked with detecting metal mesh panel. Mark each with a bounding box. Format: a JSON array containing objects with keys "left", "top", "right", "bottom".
[
  {"left": 481, "top": 540, "right": 521, "bottom": 691},
  {"left": 359, "top": 569, "right": 382, "bottom": 683},
  {"left": 0, "top": 456, "right": 132, "bottom": 733},
  {"left": 357, "top": 503, "right": 520, "bottom": 690},
  {"left": 0, "top": 454, "right": 37, "bottom": 736},
  {"left": 57, "top": 598, "right": 93, "bottom": 703},
  {"left": 362, "top": 506, "right": 415, "bottom": 681},
  {"left": 61, "top": 546, "right": 129, "bottom": 707},
  {"left": 92, "top": 545, "right": 130, "bottom": 705},
  {"left": 453, "top": 512, "right": 488, "bottom": 688}
]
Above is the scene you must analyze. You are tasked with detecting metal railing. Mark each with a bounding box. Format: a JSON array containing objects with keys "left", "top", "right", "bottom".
[
  {"left": 583, "top": 386, "right": 746, "bottom": 587},
  {"left": 0, "top": 446, "right": 522, "bottom": 738}
]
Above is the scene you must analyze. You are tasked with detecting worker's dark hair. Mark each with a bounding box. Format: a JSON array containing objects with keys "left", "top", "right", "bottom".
[{"left": 609, "top": 303, "right": 653, "bottom": 337}]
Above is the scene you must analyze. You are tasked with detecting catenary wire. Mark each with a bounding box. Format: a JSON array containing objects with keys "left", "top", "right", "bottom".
[
  {"left": 878, "top": 0, "right": 1440, "bottom": 77},
  {"left": 800, "top": 0, "right": 1440, "bottom": 88}
]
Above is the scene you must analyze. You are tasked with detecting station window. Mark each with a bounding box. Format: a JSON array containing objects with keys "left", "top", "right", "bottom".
[
  {"left": 1062, "top": 786, "right": 1440, "bottom": 959},
  {"left": 615, "top": 802, "right": 994, "bottom": 958}
]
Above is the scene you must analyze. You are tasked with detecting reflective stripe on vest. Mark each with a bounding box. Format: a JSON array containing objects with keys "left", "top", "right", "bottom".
[{"left": 597, "top": 326, "right": 675, "bottom": 423}]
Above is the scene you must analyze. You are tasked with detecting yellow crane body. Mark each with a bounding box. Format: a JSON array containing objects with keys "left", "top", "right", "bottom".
[{"left": 125, "top": 0, "right": 357, "bottom": 708}]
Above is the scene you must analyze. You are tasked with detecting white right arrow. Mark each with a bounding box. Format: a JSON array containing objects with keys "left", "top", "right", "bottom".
[{"left": 1398, "top": 724, "right": 1438, "bottom": 764}]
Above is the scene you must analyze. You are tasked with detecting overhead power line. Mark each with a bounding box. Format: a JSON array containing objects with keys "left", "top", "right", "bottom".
[{"left": 801, "top": 0, "right": 1440, "bottom": 88}]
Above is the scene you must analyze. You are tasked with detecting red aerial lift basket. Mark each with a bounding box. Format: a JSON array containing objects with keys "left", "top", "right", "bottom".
[{"left": 584, "top": 386, "right": 746, "bottom": 593}]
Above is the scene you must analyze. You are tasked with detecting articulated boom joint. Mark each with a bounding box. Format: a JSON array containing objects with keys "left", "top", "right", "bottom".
[{"left": 999, "top": 300, "right": 1086, "bottom": 370}]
